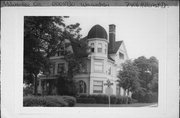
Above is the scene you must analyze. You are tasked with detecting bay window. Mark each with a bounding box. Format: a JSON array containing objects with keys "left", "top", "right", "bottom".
[
  {"left": 94, "top": 61, "right": 103, "bottom": 72},
  {"left": 93, "top": 80, "right": 103, "bottom": 93}
]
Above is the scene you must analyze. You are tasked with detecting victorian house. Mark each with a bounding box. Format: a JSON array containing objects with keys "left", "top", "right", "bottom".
[{"left": 38, "top": 24, "right": 129, "bottom": 96}]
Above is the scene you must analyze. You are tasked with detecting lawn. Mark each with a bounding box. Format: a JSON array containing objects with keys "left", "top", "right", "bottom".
[{"left": 75, "top": 103, "right": 158, "bottom": 107}]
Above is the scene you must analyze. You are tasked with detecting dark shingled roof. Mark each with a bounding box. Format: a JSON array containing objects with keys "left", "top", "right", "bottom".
[
  {"left": 108, "top": 41, "right": 123, "bottom": 54},
  {"left": 87, "top": 25, "right": 108, "bottom": 39},
  {"left": 108, "top": 55, "right": 114, "bottom": 61}
]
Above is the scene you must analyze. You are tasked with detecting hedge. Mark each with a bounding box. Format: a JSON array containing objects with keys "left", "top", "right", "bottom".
[
  {"left": 132, "top": 92, "right": 158, "bottom": 103},
  {"left": 76, "top": 94, "right": 133, "bottom": 104},
  {"left": 23, "top": 95, "right": 76, "bottom": 107}
]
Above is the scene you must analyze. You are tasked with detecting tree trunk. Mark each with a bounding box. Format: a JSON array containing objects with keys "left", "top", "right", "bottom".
[{"left": 33, "top": 74, "right": 38, "bottom": 96}]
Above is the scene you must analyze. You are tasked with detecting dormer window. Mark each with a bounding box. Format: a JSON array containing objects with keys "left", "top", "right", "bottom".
[
  {"left": 97, "top": 43, "right": 102, "bottom": 53},
  {"left": 119, "top": 52, "right": 124, "bottom": 59},
  {"left": 90, "top": 43, "right": 95, "bottom": 53}
]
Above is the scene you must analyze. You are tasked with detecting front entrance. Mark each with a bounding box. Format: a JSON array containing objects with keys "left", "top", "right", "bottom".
[{"left": 41, "top": 79, "right": 57, "bottom": 95}]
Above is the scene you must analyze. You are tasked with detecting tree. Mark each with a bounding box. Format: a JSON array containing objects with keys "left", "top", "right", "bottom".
[
  {"left": 133, "top": 56, "right": 158, "bottom": 92},
  {"left": 24, "top": 16, "right": 84, "bottom": 95},
  {"left": 56, "top": 39, "right": 89, "bottom": 96},
  {"left": 132, "top": 56, "right": 159, "bottom": 103},
  {"left": 118, "top": 60, "right": 140, "bottom": 97}
]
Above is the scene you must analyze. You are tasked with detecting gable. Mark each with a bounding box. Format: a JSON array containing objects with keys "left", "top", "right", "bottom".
[
  {"left": 117, "top": 41, "right": 128, "bottom": 59},
  {"left": 112, "top": 41, "right": 129, "bottom": 66},
  {"left": 108, "top": 41, "right": 123, "bottom": 54}
]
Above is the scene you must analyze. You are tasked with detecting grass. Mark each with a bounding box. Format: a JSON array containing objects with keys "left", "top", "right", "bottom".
[{"left": 75, "top": 103, "right": 158, "bottom": 107}]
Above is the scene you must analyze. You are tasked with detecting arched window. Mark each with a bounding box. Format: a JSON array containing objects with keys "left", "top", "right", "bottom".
[{"left": 78, "top": 80, "right": 86, "bottom": 93}]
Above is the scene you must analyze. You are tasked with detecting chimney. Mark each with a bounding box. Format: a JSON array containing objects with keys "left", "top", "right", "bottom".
[{"left": 109, "top": 24, "right": 116, "bottom": 51}]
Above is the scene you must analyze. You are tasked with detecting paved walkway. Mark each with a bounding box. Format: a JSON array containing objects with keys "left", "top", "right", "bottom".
[{"left": 75, "top": 103, "right": 158, "bottom": 107}]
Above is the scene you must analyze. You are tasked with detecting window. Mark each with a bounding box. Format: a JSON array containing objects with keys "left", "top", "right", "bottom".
[
  {"left": 50, "top": 63, "right": 55, "bottom": 74},
  {"left": 105, "top": 44, "right": 107, "bottom": 54},
  {"left": 90, "top": 43, "right": 95, "bottom": 53},
  {"left": 97, "top": 43, "right": 102, "bottom": 53},
  {"left": 94, "top": 61, "right": 103, "bottom": 72},
  {"left": 93, "top": 81, "right": 103, "bottom": 93},
  {"left": 116, "top": 84, "right": 121, "bottom": 95},
  {"left": 119, "top": 52, "right": 124, "bottom": 59},
  {"left": 78, "top": 80, "right": 86, "bottom": 93},
  {"left": 57, "top": 63, "right": 65, "bottom": 74},
  {"left": 57, "top": 43, "right": 65, "bottom": 56},
  {"left": 108, "top": 67, "right": 111, "bottom": 75}
]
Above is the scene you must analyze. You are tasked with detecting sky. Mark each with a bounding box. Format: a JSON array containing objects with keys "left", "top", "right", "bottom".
[{"left": 64, "top": 8, "right": 167, "bottom": 60}]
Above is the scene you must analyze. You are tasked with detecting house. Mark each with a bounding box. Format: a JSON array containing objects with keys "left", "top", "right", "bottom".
[{"left": 38, "top": 24, "right": 129, "bottom": 96}]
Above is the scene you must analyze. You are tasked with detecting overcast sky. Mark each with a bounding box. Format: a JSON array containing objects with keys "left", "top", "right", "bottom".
[{"left": 64, "top": 8, "right": 167, "bottom": 60}]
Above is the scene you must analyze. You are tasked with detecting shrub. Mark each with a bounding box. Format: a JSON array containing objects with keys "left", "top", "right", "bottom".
[
  {"left": 91, "top": 94, "right": 108, "bottom": 104},
  {"left": 23, "top": 96, "right": 63, "bottom": 107},
  {"left": 132, "top": 92, "right": 158, "bottom": 103},
  {"left": 62, "top": 96, "right": 77, "bottom": 106},
  {"left": 77, "top": 98, "right": 96, "bottom": 104},
  {"left": 76, "top": 94, "right": 131, "bottom": 104},
  {"left": 23, "top": 84, "right": 34, "bottom": 96},
  {"left": 23, "top": 95, "right": 76, "bottom": 107}
]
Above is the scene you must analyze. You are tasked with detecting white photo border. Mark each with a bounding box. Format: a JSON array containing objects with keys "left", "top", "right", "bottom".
[{"left": 1, "top": 7, "right": 179, "bottom": 118}]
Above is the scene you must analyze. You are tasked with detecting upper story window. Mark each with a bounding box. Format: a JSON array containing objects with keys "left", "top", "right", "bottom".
[
  {"left": 105, "top": 44, "right": 107, "bottom": 54},
  {"left": 57, "top": 43, "right": 65, "bottom": 56},
  {"left": 97, "top": 43, "right": 102, "bottom": 53},
  {"left": 90, "top": 43, "right": 95, "bottom": 53},
  {"left": 50, "top": 63, "right": 55, "bottom": 74},
  {"left": 57, "top": 63, "right": 65, "bottom": 74},
  {"left": 94, "top": 61, "right": 103, "bottom": 72},
  {"left": 119, "top": 52, "right": 124, "bottom": 59}
]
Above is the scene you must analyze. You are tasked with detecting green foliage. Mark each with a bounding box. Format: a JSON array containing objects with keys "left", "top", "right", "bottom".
[
  {"left": 23, "top": 84, "right": 34, "bottom": 96},
  {"left": 24, "top": 16, "right": 84, "bottom": 95},
  {"left": 62, "top": 96, "right": 77, "bottom": 106},
  {"left": 56, "top": 75, "right": 78, "bottom": 96},
  {"left": 23, "top": 95, "right": 76, "bottom": 107},
  {"left": 118, "top": 56, "right": 159, "bottom": 103},
  {"left": 76, "top": 94, "right": 132, "bottom": 104},
  {"left": 118, "top": 60, "right": 140, "bottom": 93},
  {"left": 133, "top": 56, "right": 158, "bottom": 92},
  {"left": 132, "top": 92, "right": 158, "bottom": 103},
  {"left": 77, "top": 98, "right": 96, "bottom": 104}
]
